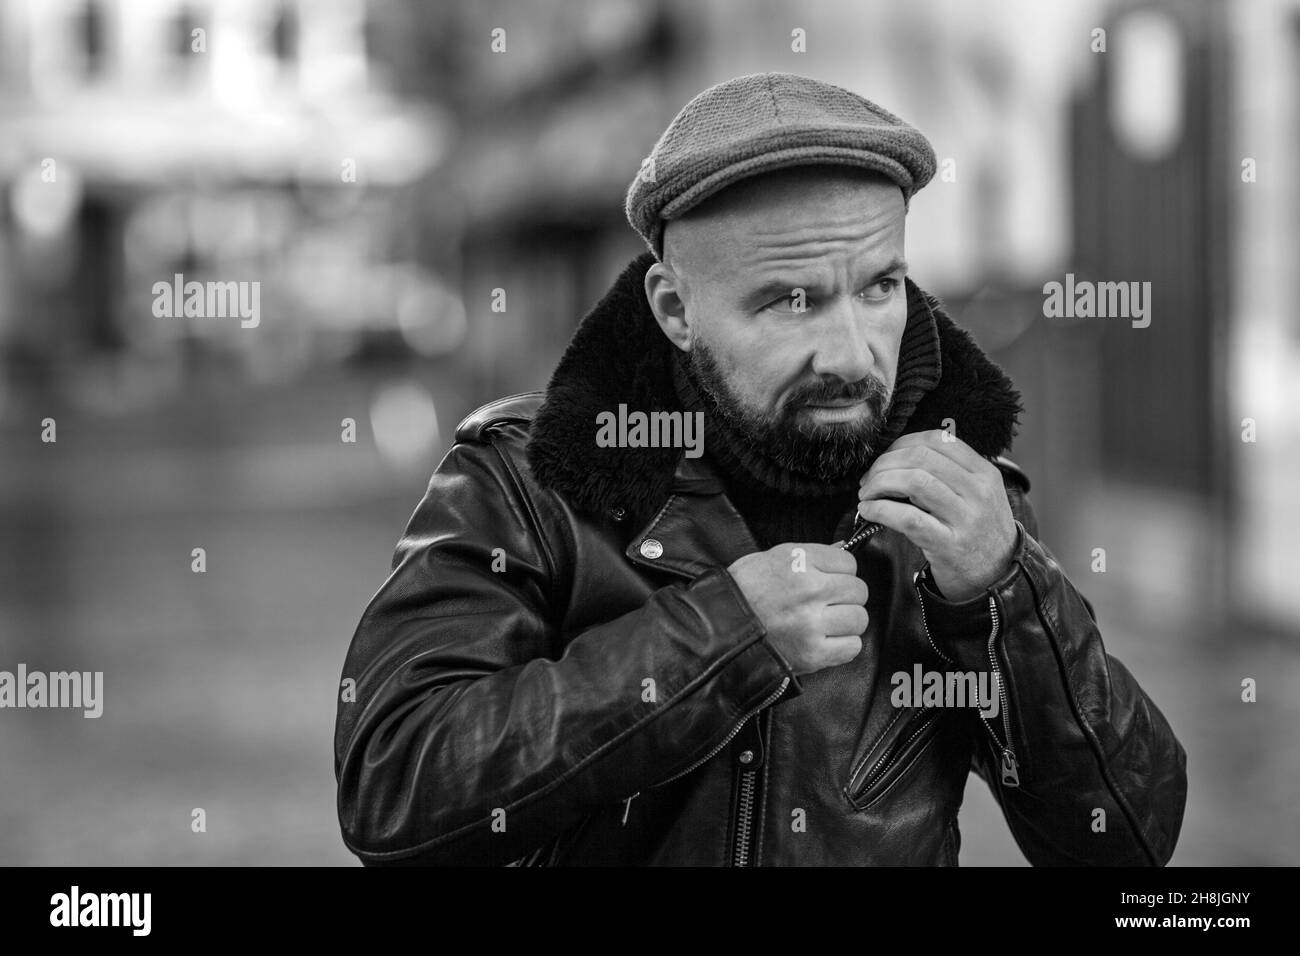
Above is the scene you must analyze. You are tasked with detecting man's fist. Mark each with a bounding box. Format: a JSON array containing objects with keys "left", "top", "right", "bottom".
[
  {"left": 727, "top": 543, "right": 869, "bottom": 676},
  {"left": 857, "top": 430, "right": 1017, "bottom": 602}
]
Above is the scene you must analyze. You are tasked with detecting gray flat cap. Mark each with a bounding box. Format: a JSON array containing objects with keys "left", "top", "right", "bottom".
[{"left": 625, "top": 72, "right": 936, "bottom": 259}]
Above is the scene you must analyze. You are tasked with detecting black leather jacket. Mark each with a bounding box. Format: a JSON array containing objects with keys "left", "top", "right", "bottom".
[{"left": 333, "top": 254, "right": 1187, "bottom": 866}]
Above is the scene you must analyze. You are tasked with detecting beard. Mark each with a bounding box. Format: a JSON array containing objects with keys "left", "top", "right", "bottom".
[{"left": 685, "top": 337, "right": 893, "bottom": 483}]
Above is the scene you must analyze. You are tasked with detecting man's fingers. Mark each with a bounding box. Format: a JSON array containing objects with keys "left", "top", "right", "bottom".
[
  {"left": 822, "top": 573, "right": 869, "bottom": 607},
  {"left": 859, "top": 468, "right": 963, "bottom": 521},
  {"left": 884, "top": 430, "right": 988, "bottom": 473},
  {"left": 800, "top": 543, "right": 859, "bottom": 575},
  {"left": 820, "top": 634, "right": 865, "bottom": 666},
  {"left": 861, "top": 444, "right": 974, "bottom": 491},
  {"left": 822, "top": 604, "right": 869, "bottom": 637},
  {"left": 857, "top": 497, "right": 947, "bottom": 548}
]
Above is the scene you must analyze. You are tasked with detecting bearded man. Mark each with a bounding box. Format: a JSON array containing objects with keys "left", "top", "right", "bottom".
[{"left": 334, "top": 72, "right": 1187, "bottom": 866}]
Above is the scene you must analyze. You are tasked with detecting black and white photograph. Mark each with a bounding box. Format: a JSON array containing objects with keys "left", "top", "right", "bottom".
[{"left": 0, "top": 0, "right": 1294, "bottom": 933}]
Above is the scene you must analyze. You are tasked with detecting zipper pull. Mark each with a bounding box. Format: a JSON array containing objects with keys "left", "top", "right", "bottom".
[
  {"left": 1000, "top": 749, "right": 1019, "bottom": 788},
  {"left": 621, "top": 792, "right": 640, "bottom": 825},
  {"left": 840, "top": 518, "right": 885, "bottom": 552}
]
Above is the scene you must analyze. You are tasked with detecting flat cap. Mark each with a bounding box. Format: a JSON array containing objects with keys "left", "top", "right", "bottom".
[{"left": 625, "top": 72, "right": 936, "bottom": 259}]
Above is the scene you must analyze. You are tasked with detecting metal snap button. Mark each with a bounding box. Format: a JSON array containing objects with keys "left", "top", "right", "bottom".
[
  {"left": 738, "top": 750, "right": 755, "bottom": 765},
  {"left": 640, "top": 538, "right": 663, "bottom": 559}
]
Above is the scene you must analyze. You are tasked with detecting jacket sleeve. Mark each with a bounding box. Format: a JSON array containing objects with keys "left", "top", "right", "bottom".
[
  {"left": 333, "top": 437, "right": 797, "bottom": 866},
  {"left": 916, "top": 475, "right": 1188, "bottom": 866}
]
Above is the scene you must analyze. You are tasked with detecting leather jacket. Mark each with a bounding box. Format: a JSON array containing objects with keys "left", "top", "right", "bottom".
[{"left": 333, "top": 253, "right": 1188, "bottom": 866}]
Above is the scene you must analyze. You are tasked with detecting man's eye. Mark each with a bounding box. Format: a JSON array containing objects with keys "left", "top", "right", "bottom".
[
  {"left": 764, "top": 292, "right": 809, "bottom": 314},
  {"left": 858, "top": 278, "right": 900, "bottom": 302}
]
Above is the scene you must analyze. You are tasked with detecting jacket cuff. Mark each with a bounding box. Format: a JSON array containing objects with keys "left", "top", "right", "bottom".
[
  {"left": 914, "top": 567, "right": 994, "bottom": 638},
  {"left": 715, "top": 566, "right": 804, "bottom": 700},
  {"left": 914, "top": 523, "right": 1026, "bottom": 646}
]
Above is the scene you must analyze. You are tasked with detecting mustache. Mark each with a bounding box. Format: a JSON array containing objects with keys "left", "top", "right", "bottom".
[
  {"left": 681, "top": 343, "right": 893, "bottom": 481},
  {"left": 786, "top": 375, "right": 890, "bottom": 409}
]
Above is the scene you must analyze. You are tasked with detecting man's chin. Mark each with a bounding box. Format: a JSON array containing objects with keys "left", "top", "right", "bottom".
[{"left": 766, "top": 420, "right": 885, "bottom": 481}]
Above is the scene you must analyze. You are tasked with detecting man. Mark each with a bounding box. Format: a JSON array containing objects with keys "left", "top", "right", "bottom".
[{"left": 334, "top": 72, "right": 1187, "bottom": 866}]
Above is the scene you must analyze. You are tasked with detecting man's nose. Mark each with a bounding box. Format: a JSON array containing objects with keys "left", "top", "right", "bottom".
[{"left": 809, "top": 297, "right": 876, "bottom": 382}]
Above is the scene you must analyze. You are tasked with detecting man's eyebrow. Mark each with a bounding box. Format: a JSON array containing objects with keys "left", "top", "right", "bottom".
[
  {"left": 744, "top": 278, "right": 810, "bottom": 306},
  {"left": 871, "top": 256, "right": 909, "bottom": 281},
  {"left": 743, "top": 257, "right": 909, "bottom": 307}
]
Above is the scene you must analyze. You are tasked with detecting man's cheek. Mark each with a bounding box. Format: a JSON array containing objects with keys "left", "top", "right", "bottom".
[{"left": 755, "top": 374, "right": 797, "bottom": 416}]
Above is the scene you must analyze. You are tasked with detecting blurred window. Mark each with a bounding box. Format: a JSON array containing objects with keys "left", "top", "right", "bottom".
[
  {"left": 78, "top": 0, "right": 106, "bottom": 79},
  {"left": 1109, "top": 11, "right": 1185, "bottom": 162},
  {"left": 272, "top": 5, "right": 299, "bottom": 64},
  {"left": 172, "top": 7, "right": 200, "bottom": 60}
]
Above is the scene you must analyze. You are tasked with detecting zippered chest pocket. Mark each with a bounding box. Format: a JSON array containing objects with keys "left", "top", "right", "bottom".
[{"left": 844, "top": 706, "right": 944, "bottom": 811}]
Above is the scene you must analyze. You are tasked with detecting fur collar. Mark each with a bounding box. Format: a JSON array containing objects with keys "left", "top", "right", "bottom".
[{"left": 525, "top": 252, "right": 1022, "bottom": 524}]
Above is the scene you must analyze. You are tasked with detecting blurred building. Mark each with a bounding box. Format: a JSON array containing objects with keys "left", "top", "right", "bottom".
[
  {"left": 3, "top": 0, "right": 1296, "bottom": 630},
  {"left": 1050, "top": 0, "right": 1300, "bottom": 632},
  {"left": 1226, "top": 0, "right": 1300, "bottom": 629},
  {"left": 0, "top": 0, "right": 451, "bottom": 403}
]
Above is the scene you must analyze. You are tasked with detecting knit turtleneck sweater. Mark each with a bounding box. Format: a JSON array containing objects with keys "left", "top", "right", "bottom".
[{"left": 670, "top": 294, "right": 944, "bottom": 552}]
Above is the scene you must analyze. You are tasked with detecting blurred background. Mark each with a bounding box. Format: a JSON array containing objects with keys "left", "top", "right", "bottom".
[{"left": 1, "top": 0, "right": 1296, "bottom": 865}]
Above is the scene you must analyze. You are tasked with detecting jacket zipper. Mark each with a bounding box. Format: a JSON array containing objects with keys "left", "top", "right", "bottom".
[
  {"left": 731, "top": 702, "right": 780, "bottom": 867},
  {"left": 637, "top": 677, "right": 788, "bottom": 863},
  {"left": 914, "top": 578, "right": 1018, "bottom": 787},
  {"left": 733, "top": 765, "right": 758, "bottom": 866},
  {"left": 984, "top": 596, "right": 1018, "bottom": 787},
  {"left": 851, "top": 709, "right": 941, "bottom": 803},
  {"left": 914, "top": 573, "right": 956, "bottom": 665},
  {"left": 648, "top": 677, "right": 790, "bottom": 792}
]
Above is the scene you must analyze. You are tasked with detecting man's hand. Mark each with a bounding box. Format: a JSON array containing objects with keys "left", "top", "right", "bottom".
[
  {"left": 857, "top": 430, "right": 1017, "bottom": 603},
  {"left": 727, "top": 543, "right": 869, "bottom": 676}
]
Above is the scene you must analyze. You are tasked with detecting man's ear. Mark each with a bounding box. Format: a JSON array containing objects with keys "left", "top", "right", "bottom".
[{"left": 644, "top": 261, "right": 691, "bottom": 353}]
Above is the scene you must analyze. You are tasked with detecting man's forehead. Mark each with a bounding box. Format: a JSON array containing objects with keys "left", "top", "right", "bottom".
[{"left": 664, "top": 166, "right": 905, "bottom": 280}]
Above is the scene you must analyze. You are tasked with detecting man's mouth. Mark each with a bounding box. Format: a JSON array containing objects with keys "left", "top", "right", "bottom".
[{"left": 801, "top": 398, "right": 869, "bottom": 423}]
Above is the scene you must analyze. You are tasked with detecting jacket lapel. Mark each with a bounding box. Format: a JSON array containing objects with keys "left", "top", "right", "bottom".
[{"left": 623, "top": 453, "right": 760, "bottom": 581}]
